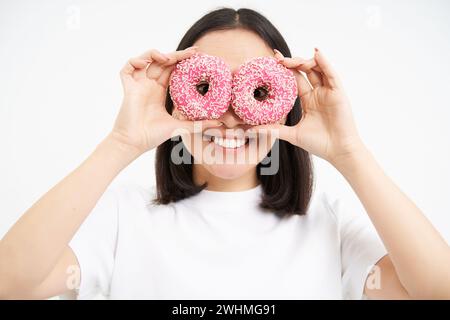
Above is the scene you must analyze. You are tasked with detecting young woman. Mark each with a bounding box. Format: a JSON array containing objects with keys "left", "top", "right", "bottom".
[{"left": 0, "top": 8, "right": 449, "bottom": 300}]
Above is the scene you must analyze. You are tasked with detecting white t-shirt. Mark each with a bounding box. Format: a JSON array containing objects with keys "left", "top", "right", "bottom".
[{"left": 68, "top": 183, "right": 387, "bottom": 300}]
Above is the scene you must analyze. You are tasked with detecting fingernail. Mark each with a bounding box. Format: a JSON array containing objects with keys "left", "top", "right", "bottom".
[
  {"left": 185, "top": 45, "right": 199, "bottom": 51},
  {"left": 273, "top": 49, "right": 284, "bottom": 59},
  {"left": 314, "top": 47, "right": 319, "bottom": 53},
  {"left": 274, "top": 50, "right": 285, "bottom": 63}
]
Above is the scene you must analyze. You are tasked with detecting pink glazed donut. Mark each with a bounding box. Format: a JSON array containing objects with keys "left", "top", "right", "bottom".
[
  {"left": 231, "top": 56, "right": 298, "bottom": 125},
  {"left": 169, "top": 53, "right": 232, "bottom": 120}
]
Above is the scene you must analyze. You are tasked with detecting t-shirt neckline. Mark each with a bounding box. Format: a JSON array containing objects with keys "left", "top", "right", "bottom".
[{"left": 189, "top": 183, "right": 263, "bottom": 213}]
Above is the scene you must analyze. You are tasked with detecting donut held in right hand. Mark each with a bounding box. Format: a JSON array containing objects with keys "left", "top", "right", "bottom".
[{"left": 231, "top": 56, "right": 297, "bottom": 125}]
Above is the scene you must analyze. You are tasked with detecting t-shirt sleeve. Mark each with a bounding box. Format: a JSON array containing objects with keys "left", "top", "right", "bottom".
[
  {"left": 327, "top": 194, "right": 388, "bottom": 300},
  {"left": 68, "top": 185, "right": 119, "bottom": 299}
]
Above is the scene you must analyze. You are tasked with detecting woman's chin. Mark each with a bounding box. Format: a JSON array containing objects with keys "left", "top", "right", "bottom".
[{"left": 205, "top": 163, "right": 255, "bottom": 180}]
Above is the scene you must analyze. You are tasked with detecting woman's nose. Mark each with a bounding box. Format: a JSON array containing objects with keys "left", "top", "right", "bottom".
[{"left": 218, "top": 106, "right": 246, "bottom": 128}]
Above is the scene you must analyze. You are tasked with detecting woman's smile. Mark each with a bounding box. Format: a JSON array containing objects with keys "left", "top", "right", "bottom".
[
  {"left": 204, "top": 134, "right": 249, "bottom": 149},
  {"left": 198, "top": 130, "right": 261, "bottom": 166}
]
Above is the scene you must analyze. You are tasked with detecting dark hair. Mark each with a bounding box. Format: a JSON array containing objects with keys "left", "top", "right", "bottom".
[{"left": 154, "top": 7, "right": 314, "bottom": 216}]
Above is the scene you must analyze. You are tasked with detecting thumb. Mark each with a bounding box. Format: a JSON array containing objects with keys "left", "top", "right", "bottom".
[{"left": 246, "top": 123, "right": 296, "bottom": 145}]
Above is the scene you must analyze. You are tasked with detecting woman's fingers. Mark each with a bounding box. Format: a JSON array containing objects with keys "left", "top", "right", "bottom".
[
  {"left": 157, "top": 47, "right": 201, "bottom": 87},
  {"left": 164, "top": 46, "right": 199, "bottom": 65},
  {"left": 121, "top": 58, "right": 149, "bottom": 77},
  {"left": 121, "top": 47, "right": 200, "bottom": 100},
  {"left": 276, "top": 48, "right": 342, "bottom": 90},
  {"left": 129, "top": 57, "right": 150, "bottom": 69},
  {"left": 128, "top": 58, "right": 152, "bottom": 80},
  {"left": 274, "top": 49, "right": 323, "bottom": 89},
  {"left": 154, "top": 64, "right": 176, "bottom": 87},
  {"left": 121, "top": 48, "right": 172, "bottom": 79},
  {"left": 146, "top": 47, "right": 198, "bottom": 81},
  {"left": 313, "top": 48, "right": 341, "bottom": 89},
  {"left": 282, "top": 57, "right": 323, "bottom": 88},
  {"left": 245, "top": 123, "right": 296, "bottom": 146},
  {"left": 279, "top": 56, "right": 317, "bottom": 71},
  {"left": 120, "top": 49, "right": 169, "bottom": 79},
  {"left": 304, "top": 68, "right": 323, "bottom": 88},
  {"left": 292, "top": 69, "right": 313, "bottom": 97},
  {"left": 274, "top": 49, "right": 318, "bottom": 73},
  {"left": 138, "top": 49, "right": 170, "bottom": 64}
]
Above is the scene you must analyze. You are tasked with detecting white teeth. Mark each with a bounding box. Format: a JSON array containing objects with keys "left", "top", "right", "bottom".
[{"left": 211, "top": 136, "right": 247, "bottom": 148}]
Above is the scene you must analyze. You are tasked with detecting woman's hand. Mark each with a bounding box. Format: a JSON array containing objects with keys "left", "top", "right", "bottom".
[
  {"left": 109, "top": 47, "right": 223, "bottom": 156},
  {"left": 251, "top": 48, "right": 365, "bottom": 166}
]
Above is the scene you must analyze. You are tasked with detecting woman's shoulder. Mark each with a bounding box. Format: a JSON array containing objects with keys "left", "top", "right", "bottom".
[
  {"left": 306, "top": 187, "right": 342, "bottom": 224},
  {"left": 309, "top": 186, "right": 370, "bottom": 229},
  {"left": 106, "top": 181, "right": 157, "bottom": 208},
  {"left": 114, "top": 181, "right": 156, "bottom": 195}
]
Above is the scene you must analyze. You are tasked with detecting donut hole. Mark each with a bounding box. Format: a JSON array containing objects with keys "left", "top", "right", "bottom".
[
  {"left": 196, "top": 80, "right": 210, "bottom": 96},
  {"left": 253, "top": 85, "right": 269, "bottom": 101}
]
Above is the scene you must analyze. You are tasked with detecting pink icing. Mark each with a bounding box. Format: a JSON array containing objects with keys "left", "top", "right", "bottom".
[
  {"left": 231, "top": 56, "right": 298, "bottom": 125},
  {"left": 169, "top": 53, "right": 232, "bottom": 120}
]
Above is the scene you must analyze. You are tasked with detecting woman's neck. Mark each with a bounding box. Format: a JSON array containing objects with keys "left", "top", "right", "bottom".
[{"left": 193, "top": 164, "right": 259, "bottom": 192}]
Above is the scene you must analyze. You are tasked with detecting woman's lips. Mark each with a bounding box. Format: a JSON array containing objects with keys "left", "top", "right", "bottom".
[
  {"left": 203, "top": 134, "right": 249, "bottom": 149},
  {"left": 198, "top": 133, "right": 262, "bottom": 165}
]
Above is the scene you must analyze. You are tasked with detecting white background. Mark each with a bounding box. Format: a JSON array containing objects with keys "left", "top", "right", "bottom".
[{"left": 1, "top": 0, "right": 449, "bottom": 244}]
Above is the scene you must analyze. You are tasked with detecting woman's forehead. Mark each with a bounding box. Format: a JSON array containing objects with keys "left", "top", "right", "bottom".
[{"left": 192, "top": 29, "right": 274, "bottom": 74}]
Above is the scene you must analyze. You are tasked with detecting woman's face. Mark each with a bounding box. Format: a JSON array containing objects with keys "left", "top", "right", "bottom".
[{"left": 173, "top": 29, "right": 281, "bottom": 181}]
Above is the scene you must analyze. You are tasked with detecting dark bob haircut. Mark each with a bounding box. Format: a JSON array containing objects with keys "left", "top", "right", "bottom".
[{"left": 154, "top": 7, "right": 314, "bottom": 216}]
